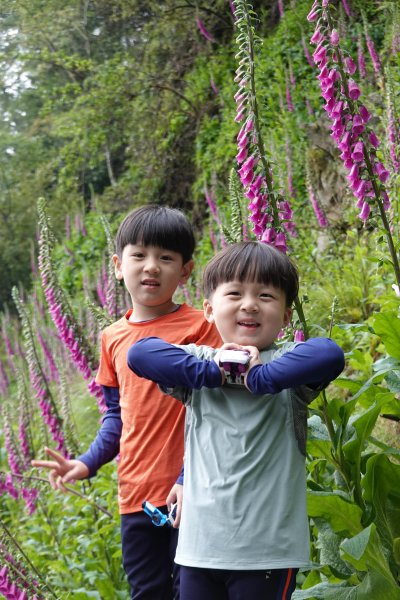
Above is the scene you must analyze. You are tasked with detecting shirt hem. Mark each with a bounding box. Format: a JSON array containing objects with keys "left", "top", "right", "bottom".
[{"left": 175, "top": 556, "right": 312, "bottom": 570}]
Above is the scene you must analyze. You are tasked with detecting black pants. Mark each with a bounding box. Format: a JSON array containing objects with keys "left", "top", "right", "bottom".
[
  {"left": 121, "top": 508, "right": 180, "bottom": 600},
  {"left": 180, "top": 566, "right": 298, "bottom": 600}
]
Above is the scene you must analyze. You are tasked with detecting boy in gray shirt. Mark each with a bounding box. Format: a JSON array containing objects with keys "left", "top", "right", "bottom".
[{"left": 128, "top": 241, "right": 344, "bottom": 600}]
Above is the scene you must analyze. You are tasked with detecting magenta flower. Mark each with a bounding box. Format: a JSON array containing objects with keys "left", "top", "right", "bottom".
[
  {"left": 309, "top": 0, "right": 392, "bottom": 226},
  {"left": 195, "top": 16, "right": 214, "bottom": 42},
  {"left": 365, "top": 31, "right": 381, "bottom": 76},
  {"left": 294, "top": 329, "right": 305, "bottom": 342}
]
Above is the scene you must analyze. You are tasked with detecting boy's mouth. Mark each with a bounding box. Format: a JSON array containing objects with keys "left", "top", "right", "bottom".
[
  {"left": 238, "top": 321, "right": 259, "bottom": 328},
  {"left": 141, "top": 279, "right": 160, "bottom": 287}
]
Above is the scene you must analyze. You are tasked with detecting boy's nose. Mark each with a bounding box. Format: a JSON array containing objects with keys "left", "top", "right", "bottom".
[
  {"left": 240, "top": 298, "right": 259, "bottom": 312},
  {"left": 144, "top": 260, "right": 160, "bottom": 273}
]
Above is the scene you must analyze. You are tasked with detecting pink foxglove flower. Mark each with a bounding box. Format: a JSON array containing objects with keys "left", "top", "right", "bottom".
[
  {"left": 195, "top": 16, "right": 215, "bottom": 42},
  {"left": 309, "top": 0, "right": 392, "bottom": 226}
]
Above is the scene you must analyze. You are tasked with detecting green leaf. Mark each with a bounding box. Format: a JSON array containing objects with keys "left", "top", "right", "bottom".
[
  {"left": 292, "top": 582, "right": 357, "bottom": 599},
  {"left": 341, "top": 524, "right": 399, "bottom": 592},
  {"left": 373, "top": 312, "right": 400, "bottom": 360},
  {"left": 307, "top": 492, "right": 363, "bottom": 537},
  {"left": 362, "top": 455, "right": 400, "bottom": 553}
]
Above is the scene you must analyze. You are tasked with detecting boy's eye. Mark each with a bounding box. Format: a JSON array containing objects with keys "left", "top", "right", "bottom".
[
  {"left": 132, "top": 252, "right": 144, "bottom": 258},
  {"left": 260, "top": 293, "right": 274, "bottom": 299},
  {"left": 160, "top": 255, "right": 173, "bottom": 261},
  {"left": 226, "top": 291, "right": 241, "bottom": 296}
]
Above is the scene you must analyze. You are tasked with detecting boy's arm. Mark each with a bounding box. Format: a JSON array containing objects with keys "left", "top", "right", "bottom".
[
  {"left": 32, "top": 385, "right": 122, "bottom": 488},
  {"left": 245, "top": 338, "right": 345, "bottom": 395},
  {"left": 127, "top": 337, "right": 223, "bottom": 390},
  {"left": 78, "top": 385, "right": 122, "bottom": 477}
]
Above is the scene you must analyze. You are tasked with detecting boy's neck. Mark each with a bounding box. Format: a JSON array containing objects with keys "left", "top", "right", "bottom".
[{"left": 129, "top": 301, "right": 181, "bottom": 323}]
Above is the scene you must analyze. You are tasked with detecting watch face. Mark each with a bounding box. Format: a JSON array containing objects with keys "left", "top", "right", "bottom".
[{"left": 219, "top": 350, "right": 250, "bottom": 387}]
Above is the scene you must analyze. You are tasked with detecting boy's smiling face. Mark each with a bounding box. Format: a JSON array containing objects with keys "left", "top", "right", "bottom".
[
  {"left": 203, "top": 280, "right": 291, "bottom": 350},
  {"left": 113, "top": 244, "right": 193, "bottom": 321}
]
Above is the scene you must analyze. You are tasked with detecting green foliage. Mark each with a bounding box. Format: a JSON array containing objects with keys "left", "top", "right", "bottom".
[{"left": 0, "top": 0, "right": 400, "bottom": 596}]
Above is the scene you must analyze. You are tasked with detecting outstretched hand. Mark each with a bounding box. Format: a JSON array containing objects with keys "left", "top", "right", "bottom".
[{"left": 31, "top": 447, "right": 89, "bottom": 492}]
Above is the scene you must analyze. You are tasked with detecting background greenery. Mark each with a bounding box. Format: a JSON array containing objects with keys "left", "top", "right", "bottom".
[{"left": 0, "top": 0, "right": 399, "bottom": 598}]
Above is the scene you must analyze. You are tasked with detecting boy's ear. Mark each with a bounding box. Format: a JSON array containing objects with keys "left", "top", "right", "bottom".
[
  {"left": 283, "top": 307, "right": 292, "bottom": 328},
  {"left": 203, "top": 298, "right": 214, "bottom": 323},
  {"left": 180, "top": 260, "right": 194, "bottom": 284},
  {"left": 112, "top": 254, "right": 124, "bottom": 281}
]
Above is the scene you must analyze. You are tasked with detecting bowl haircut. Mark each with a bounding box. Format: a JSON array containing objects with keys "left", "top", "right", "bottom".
[
  {"left": 115, "top": 204, "right": 195, "bottom": 264},
  {"left": 202, "top": 241, "right": 299, "bottom": 307}
]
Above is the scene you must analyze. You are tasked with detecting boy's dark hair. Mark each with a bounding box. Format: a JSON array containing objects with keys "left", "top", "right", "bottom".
[
  {"left": 115, "top": 204, "right": 195, "bottom": 263},
  {"left": 203, "top": 241, "right": 299, "bottom": 306}
]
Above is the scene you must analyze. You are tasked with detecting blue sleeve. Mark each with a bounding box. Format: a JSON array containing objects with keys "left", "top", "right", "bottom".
[
  {"left": 246, "top": 338, "right": 345, "bottom": 395},
  {"left": 127, "top": 337, "right": 222, "bottom": 389},
  {"left": 78, "top": 385, "right": 122, "bottom": 477},
  {"left": 176, "top": 465, "right": 184, "bottom": 485}
]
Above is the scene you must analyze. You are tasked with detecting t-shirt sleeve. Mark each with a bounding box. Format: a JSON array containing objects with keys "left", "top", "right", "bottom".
[
  {"left": 246, "top": 338, "right": 345, "bottom": 398},
  {"left": 95, "top": 329, "right": 119, "bottom": 387}
]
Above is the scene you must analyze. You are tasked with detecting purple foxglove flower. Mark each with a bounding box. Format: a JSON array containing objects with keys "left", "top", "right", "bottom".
[
  {"left": 274, "top": 232, "right": 288, "bottom": 253},
  {"left": 352, "top": 114, "right": 365, "bottom": 137},
  {"left": 344, "top": 56, "right": 357, "bottom": 75},
  {"left": 375, "top": 162, "right": 390, "bottom": 183},
  {"left": 310, "top": 28, "right": 323, "bottom": 45},
  {"left": 240, "top": 169, "right": 254, "bottom": 186},
  {"left": 357, "top": 37, "right": 367, "bottom": 77},
  {"left": 245, "top": 118, "right": 254, "bottom": 132},
  {"left": 234, "top": 91, "right": 245, "bottom": 103},
  {"left": 307, "top": 8, "right": 319, "bottom": 22},
  {"left": 381, "top": 191, "right": 391, "bottom": 211},
  {"left": 365, "top": 33, "right": 381, "bottom": 75},
  {"left": 234, "top": 107, "right": 245, "bottom": 123},
  {"left": 356, "top": 180, "right": 368, "bottom": 198},
  {"left": 195, "top": 16, "right": 215, "bottom": 42},
  {"left": 341, "top": 0, "right": 351, "bottom": 16},
  {"left": 358, "top": 104, "right": 371, "bottom": 123},
  {"left": 238, "top": 134, "right": 248, "bottom": 149},
  {"left": 330, "top": 29, "right": 339, "bottom": 46},
  {"left": 294, "top": 329, "right": 305, "bottom": 342},
  {"left": 261, "top": 227, "right": 276, "bottom": 244},
  {"left": 348, "top": 79, "right": 361, "bottom": 100},
  {"left": 358, "top": 200, "right": 370, "bottom": 221},
  {"left": 331, "top": 100, "right": 343, "bottom": 119},
  {"left": 338, "top": 131, "right": 351, "bottom": 151},
  {"left": 236, "top": 147, "right": 248, "bottom": 163},
  {"left": 242, "top": 155, "right": 256, "bottom": 173},
  {"left": 369, "top": 130, "right": 380, "bottom": 148},
  {"left": 313, "top": 45, "right": 327, "bottom": 65},
  {"left": 351, "top": 141, "right": 364, "bottom": 162},
  {"left": 210, "top": 78, "right": 219, "bottom": 95}
]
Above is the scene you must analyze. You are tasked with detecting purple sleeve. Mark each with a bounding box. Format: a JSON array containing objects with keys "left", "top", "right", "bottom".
[
  {"left": 176, "top": 465, "right": 184, "bottom": 485},
  {"left": 127, "top": 337, "right": 222, "bottom": 389},
  {"left": 246, "top": 338, "right": 345, "bottom": 396},
  {"left": 78, "top": 385, "right": 122, "bottom": 477}
]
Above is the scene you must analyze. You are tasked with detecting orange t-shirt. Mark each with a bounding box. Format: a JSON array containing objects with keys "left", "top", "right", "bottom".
[{"left": 96, "top": 303, "right": 221, "bottom": 514}]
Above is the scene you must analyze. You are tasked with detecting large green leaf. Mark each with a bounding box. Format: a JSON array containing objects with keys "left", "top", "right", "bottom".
[
  {"left": 373, "top": 312, "right": 400, "bottom": 360},
  {"left": 292, "top": 582, "right": 357, "bottom": 599},
  {"left": 307, "top": 492, "right": 363, "bottom": 537},
  {"left": 362, "top": 455, "right": 400, "bottom": 554},
  {"left": 341, "top": 524, "right": 400, "bottom": 596}
]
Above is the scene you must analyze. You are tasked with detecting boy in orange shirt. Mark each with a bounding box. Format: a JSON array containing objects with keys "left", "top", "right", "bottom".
[{"left": 32, "top": 205, "right": 221, "bottom": 599}]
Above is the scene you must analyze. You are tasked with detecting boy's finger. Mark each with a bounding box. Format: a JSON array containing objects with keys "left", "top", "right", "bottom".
[
  {"left": 31, "top": 460, "right": 59, "bottom": 469},
  {"left": 44, "top": 447, "right": 66, "bottom": 463}
]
